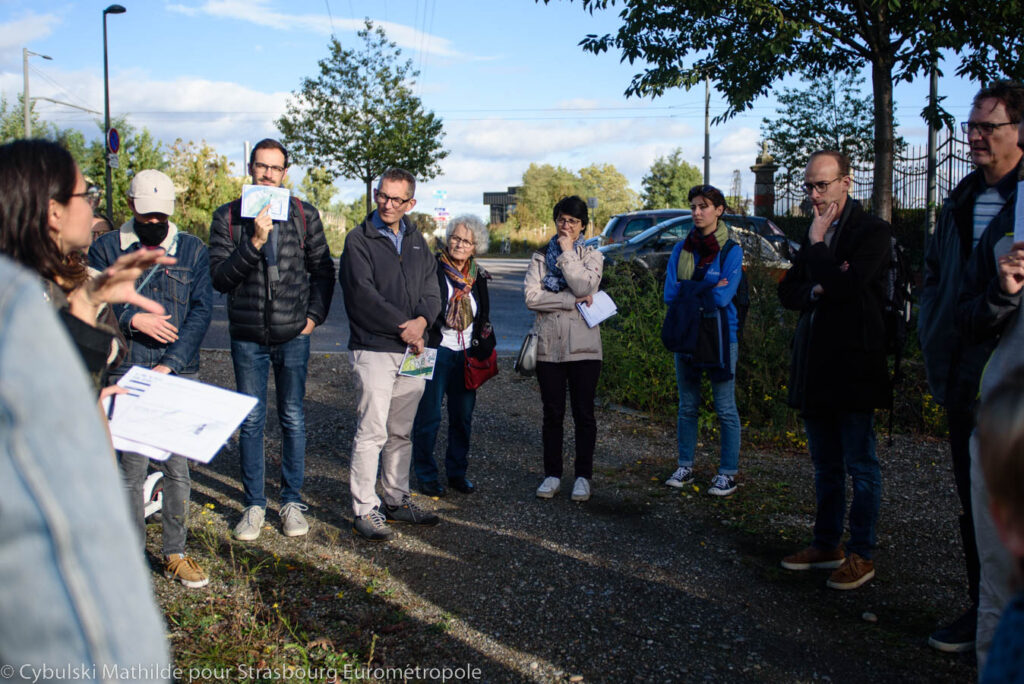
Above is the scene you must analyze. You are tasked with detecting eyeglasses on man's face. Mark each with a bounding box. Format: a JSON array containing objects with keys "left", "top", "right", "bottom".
[
  {"left": 449, "top": 235, "right": 475, "bottom": 248},
  {"left": 961, "top": 120, "right": 1017, "bottom": 136},
  {"left": 375, "top": 190, "right": 412, "bottom": 207},
  {"left": 252, "top": 161, "right": 286, "bottom": 175},
  {"left": 802, "top": 177, "right": 844, "bottom": 195}
]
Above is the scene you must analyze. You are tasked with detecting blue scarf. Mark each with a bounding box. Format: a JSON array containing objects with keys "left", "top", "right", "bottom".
[{"left": 542, "top": 234, "right": 585, "bottom": 292}]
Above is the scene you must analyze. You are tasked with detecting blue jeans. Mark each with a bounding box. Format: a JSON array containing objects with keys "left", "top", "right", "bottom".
[
  {"left": 231, "top": 334, "right": 310, "bottom": 507},
  {"left": 675, "top": 342, "right": 740, "bottom": 475},
  {"left": 411, "top": 346, "right": 477, "bottom": 483},
  {"left": 803, "top": 411, "right": 881, "bottom": 559}
]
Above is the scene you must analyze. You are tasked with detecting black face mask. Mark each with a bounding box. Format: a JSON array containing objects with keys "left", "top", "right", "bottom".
[{"left": 135, "top": 220, "right": 169, "bottom": 247}]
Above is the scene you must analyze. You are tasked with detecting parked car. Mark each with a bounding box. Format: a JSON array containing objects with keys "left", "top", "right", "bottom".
[
  {"left": 585, "top": 208, "right": 690, "bottom": 248},
  {"left": 599, "top": 214, "right": 798, "bottom": 279}
]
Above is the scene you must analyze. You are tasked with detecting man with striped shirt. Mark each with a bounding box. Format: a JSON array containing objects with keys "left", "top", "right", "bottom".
[{"left": 919, "top": 80, "right": 1024, "bottom": 655}]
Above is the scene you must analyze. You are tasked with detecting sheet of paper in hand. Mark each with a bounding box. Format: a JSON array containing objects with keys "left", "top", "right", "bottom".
[
  {"left": 241, "top": 184, "right": 291, "bottom": 221},
  {"left": 399, "top": 347, "right": 437, "bottom": 381}
]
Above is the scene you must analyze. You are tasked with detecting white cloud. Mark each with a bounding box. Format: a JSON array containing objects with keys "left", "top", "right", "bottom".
[
  {"left": 168, "top": 1, "right": 469, "bottom": 59},
  {"left": 0, "top": 12, "right": 61, "bottom": 65}
]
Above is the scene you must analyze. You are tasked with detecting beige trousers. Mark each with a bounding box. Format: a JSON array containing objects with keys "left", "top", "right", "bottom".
[{"left": 349, "top": 350, "right": 427, "bottom": 517}]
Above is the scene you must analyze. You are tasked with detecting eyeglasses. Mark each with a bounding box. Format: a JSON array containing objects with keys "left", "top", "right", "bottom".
[
  {"left": 961, "top": 121, "right": 1018, "bottom": 136},
  {"left": 449, "top": 235, "right": 475, "bottom": 248},
  {"left": 555, "top": 217, "right": 582, "bottom": 228},
  {"left": 375, "top": 190, "right": 412, "bottom": 207},
  {"left": 802, "top": 177, "right": 844, "bottom": 194},
  {"left": 252, "top": 161, "right": 286, "bottom": 175},
  {"left": 70, "top": 187, "right": 101, "bottom": 202}
]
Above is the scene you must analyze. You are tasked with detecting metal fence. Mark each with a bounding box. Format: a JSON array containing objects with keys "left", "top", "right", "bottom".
[{"left": 773, "top": 132, "right": 972, "bottom": 216}]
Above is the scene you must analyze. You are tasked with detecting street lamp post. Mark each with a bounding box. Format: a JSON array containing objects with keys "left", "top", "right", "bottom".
[
  {"left": 103, "top": 4, "right": 126, "bottom": 221},
  {"left": 22, "top": 48, "right": 53, "bottom": 138}
]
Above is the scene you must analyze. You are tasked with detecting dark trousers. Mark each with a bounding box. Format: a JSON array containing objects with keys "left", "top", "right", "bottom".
[
  {"left": 536, "top": 360, "right": 601, "bottom": 479},
  {"left": 949, "top": 406, "right": 981, "bottom": 606}
]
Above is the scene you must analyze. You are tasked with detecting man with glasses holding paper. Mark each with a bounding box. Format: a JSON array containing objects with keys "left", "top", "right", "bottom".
[
  {"left": 89, "top": 169, "right": 213, "bottom": 587},
  {"left": 919, "top": 81, "right": 1024, "bottom": 656},
  {"left": 339, "top": 168, "right": 441, "bottom": 541},
  {"left": 209, "top": 139, "right": 335, "bottom": 542},
  {"left": 778, "top": 150, "right": 892, "bottom": 592},
  {"left": 953, "top": 84, "right": 1024, "bottom": 673}
]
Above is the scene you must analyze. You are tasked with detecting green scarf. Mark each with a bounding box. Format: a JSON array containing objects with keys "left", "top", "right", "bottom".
[{"left": 677, "top": 219, "right": 729, "bottom": 281}]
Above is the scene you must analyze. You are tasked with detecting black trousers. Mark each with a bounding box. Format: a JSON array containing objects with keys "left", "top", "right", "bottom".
[
  {"left": 948, "top": 406, "right": 981, "bottom": 607},
  {"left": 536, "top": 360, "right": 601, "bottom": 479}
]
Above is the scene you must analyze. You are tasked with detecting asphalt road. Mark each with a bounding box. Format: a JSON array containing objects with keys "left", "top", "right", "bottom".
[{"left": 200, "top": 257, "right": 533, "bottom": 355}]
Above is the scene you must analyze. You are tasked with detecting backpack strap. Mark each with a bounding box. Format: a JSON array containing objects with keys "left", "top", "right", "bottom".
[{"left": 291, "top": 196, "right": 308, "bottom": 250}]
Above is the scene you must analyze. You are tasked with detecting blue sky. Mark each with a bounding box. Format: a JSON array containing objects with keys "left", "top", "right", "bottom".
[{"left": 0, "top": 0, "right": 980, "bottom": 222}]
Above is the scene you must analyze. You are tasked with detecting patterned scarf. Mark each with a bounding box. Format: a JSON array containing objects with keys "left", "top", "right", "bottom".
[
  {"left": 542, "top": 234, "right": 586, "bottom": 292},
  {"left": 440, "top": 250, "right": 477, "bottom": 331},
  {"left": 678, "top": 219, "right": 729, "bottom": 281}
]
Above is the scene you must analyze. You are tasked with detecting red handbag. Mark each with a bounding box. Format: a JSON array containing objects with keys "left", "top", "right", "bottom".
[{"left": 464, "top": 348, "right": 498, "bottom": 389}]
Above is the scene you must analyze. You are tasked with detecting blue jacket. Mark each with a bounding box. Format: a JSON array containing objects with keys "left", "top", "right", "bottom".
[
  {"left": 664, "top": 236, "right": 743, "bottom": 344},
  {"left": 88, "top": 221, "right": 213, "bottom": 375}
]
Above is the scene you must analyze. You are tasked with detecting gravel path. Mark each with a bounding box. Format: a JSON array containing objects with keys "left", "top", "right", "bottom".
[{"left": 177, "top": 350, "right": 977, "bottom": 683}]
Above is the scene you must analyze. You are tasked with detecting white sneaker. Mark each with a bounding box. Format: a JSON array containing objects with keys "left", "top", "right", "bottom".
[
  {"left": 234, "top": 505, "right": 265, "bottom": 541},
  {"left": 535, "top": 476, "right": 561, "bottom": 499},
  {"left": 280, "top": 502, "right": 310, "bottom": 537},
  {"left": 571, "top": 477, "right": 591, "bottom": 502}
]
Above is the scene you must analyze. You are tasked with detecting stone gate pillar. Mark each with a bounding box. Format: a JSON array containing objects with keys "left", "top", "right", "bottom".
[{"left": 750, "top": 143, "right": 778, "bottom": 218}]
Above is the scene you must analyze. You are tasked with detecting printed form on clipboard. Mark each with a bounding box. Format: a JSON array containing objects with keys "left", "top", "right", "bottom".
[{"left": 576, "top": 290, "right": 617, "bottom": 328}]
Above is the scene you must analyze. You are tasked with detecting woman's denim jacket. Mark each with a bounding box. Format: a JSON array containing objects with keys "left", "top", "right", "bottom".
[{"left": 87, "top": 221, "right": 213, "bottom": 375}]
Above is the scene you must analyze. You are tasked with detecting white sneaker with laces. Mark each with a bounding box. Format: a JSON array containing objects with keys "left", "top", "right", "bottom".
[
  {"left": 280, "top": 502, "right": 310, "bottom": 537},
  {"left": 571, "top": 477, "right": 591, "bottom": 502},
  {"left": 535, "top": 476, "right": 561, "bottom": 499},
  {"left": 708, "top": 473, "right": 737, "bottom": 497},
  {"left": 234, "top": 505, "right": 265, "bottom": 541}
]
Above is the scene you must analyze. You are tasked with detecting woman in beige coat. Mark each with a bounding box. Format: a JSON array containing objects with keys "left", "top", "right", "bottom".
[{"left": 524, "top": 196, "right": 604, "bottom": 502}]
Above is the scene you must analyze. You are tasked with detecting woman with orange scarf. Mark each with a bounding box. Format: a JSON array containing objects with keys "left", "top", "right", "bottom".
[{"left": 411, "top": 215, "right": 494, "bottom": 497}]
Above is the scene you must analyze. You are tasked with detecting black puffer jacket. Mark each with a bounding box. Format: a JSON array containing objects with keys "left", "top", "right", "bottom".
[{"left": 209, "top": 196, "right": 335, "bottom": 345}]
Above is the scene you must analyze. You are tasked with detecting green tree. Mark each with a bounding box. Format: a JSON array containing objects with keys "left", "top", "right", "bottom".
[
  {"left": 542, "top": 0, "right": 1024, "bottom": 221},
  {"left": 78, "top": 119, "right": 165, "bottom": 226},
  {"left": 277, "top": 20, "right": 448, "bottom": 216},
  {"left": 641, "top": 148, "right": 702, "bottom": 209},
  {"left": 165, "top": 139, "right": 240, "bottom": 241},
  {"left": 299, "top": 166, "right": 337, "bottom": 209},
  {"left": 511, "top": 163, "right": 580, "bottom": 229},
  {"left": 761, "top": 72, "right": 881, "bottom": 176},
  {"left": 577, "top": 163, "right": 639, "bottom": 229}
]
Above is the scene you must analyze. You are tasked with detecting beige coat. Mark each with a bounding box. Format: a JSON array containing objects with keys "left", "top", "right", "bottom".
[{"left": 524, "top": 245, "right": 603, "bottom": 363}]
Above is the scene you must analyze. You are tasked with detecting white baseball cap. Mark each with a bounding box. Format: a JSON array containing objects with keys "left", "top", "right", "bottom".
[{"left": 129, "top": 169, "right": 175, "bottom": 216}]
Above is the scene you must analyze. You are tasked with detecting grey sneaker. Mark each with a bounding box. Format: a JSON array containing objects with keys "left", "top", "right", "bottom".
[
  {"left": 280, "top": 502, "right": 309, "bottom": 537},
  {"left": 383, "top": 495, "right": 440, "bottom": 525},
  {"left": 353, "top": 507, "right": 394, "bottom": 541},
  {"left": 234, "top": 505, "right": 265, "bottom": 541},
  {"left": 665, "top": 466, "right": 694, "bottom": 488},
  {"left": 536, "top": 476, "right": 561, "bottom": 499},
  {"left": 571, "top": 477, "right": 591, "bottom": 502}
]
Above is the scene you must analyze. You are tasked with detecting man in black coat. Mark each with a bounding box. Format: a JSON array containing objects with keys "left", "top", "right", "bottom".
[
  {"left": 777, "top": 150, "right": 892, "bottom": 591},
  {"left": 208, "top": 138, "right": 335, "bottom": 542}
]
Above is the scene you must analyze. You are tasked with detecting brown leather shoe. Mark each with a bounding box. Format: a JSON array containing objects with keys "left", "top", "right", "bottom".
[
  {"left": 826, "top": 552, "right": 875, "bottom": 590},
  {"left": 780, "top": 545, "right": 846, "bottom": 570}
]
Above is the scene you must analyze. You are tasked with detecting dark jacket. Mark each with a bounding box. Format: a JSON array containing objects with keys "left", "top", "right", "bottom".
[
  {"left": 208, "top": 196, "right": 335, "bottom": 346},
  {"left": 955, "top": 169, "right": 1023, "bottom": 347},
  {"left": 425, "top": 255, "right": 495, "bottom": 360},
  {"left": 778, "top": 199, "right": 892, "bottom": 414},
  {"left": 919, "top": 162, "right": 1021, "bottom": 408},
  {"left": 89, "top": 221, "right": 212, "bottom": 375},
  {"left": 339, "top": 213, "right": 441, "bottom": 353}
]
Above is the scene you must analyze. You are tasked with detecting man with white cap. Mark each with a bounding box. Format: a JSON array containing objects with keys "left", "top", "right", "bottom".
[{"left": 88, "top": 168, "right": 213, "bottom": 588}]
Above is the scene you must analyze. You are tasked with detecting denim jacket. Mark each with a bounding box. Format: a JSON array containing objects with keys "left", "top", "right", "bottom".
[{"left": 88, "top": 221, "right": 213, "bottom": 375}]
